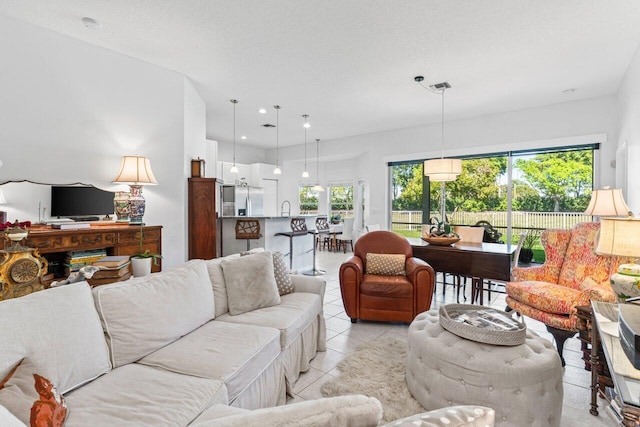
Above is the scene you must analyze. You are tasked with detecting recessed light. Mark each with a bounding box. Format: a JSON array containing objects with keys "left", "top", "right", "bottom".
[
  {"left": 258, "top": 108, "right": 267, "bottom": 114},
  {"left": 82, "top": 17, "right": 101, "bottom": 30},
  {"left": 241, "top": 136, "right": 247, "bottom": 140},
  {"left": 563, "top": 88, "right": 576, "bottom": 94}
]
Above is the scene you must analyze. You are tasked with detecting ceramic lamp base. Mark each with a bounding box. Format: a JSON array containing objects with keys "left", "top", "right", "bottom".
[{"left": 611, "top": 264, "right": 640, "bottom": 302}]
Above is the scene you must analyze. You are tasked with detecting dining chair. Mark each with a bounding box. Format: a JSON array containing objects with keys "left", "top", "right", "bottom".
[
  {"left": 315, "top": 216, "right": 331, "bottom": 251},
  {"left": 441, "top": 226, "right": 484, "bottom": 302},
  {"left": 336, "top": 217, "right": 355, "bottom": 253},
  {"left": 365, "top": 224, "right": 380, "bottom": 232}
]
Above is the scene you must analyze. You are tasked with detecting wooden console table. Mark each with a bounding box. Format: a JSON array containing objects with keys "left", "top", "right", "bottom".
[{"left": 0, "top": 224, "right": 163, "bottom": 283}]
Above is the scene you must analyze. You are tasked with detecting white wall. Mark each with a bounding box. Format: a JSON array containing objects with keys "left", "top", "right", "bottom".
[
  {"left": 617, "top": 45, "right": 640, "bottom": 213},
  {"left": 275, "top": 96, "right": 618, "bottom": 227},
  {"left": 0, "top": 16, "right": 192, "bottom": 268}
]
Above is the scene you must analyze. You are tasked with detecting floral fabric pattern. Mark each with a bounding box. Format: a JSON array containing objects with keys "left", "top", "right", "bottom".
[{"left": 507, "top": 222, "right": 631, "bottom": 332}]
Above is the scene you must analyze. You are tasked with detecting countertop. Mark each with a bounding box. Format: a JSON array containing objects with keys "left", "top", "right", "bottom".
[{"left": 221, "top": 215, "right": 318, "bottom": 219}]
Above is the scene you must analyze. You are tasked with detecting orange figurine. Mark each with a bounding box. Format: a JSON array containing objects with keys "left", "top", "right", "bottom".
[{"left": 30, "top": 374, "right": 67, "bottom": 427}]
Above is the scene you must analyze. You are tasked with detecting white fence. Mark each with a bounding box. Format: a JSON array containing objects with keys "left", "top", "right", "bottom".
[{"left": 392, "top": 211, "right": 593, "bottom": 232}]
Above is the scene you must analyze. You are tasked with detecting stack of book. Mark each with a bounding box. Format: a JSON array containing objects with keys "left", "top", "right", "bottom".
[
  {"left": 65, "top": 249, "right": 108, "bottom": 276},
  {"left": 88, "top": 256, "right": 131, "bottom": 286}
]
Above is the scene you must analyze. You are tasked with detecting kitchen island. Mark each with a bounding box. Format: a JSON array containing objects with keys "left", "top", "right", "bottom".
[{"left": 220, "top": 216, "right": 317, "bottom": 272}]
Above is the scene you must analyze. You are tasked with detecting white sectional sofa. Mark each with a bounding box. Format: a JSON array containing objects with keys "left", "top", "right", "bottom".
[
  {"left": 0, "top": 250, "right": 497, "bottom": 426},
  {"left": 0, "top": 251, "right": 326, "bottom": 426}
]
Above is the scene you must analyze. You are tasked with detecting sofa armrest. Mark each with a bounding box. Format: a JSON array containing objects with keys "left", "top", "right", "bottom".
[
  {"left": 191, "top": 395, "right": 382, "bottom": 427},
  {"left": 406, "top": 257, "right": 435, "bottom": 311},
  {"left": 382, "top": 405, "right": 495, "bottom": 427},
  {"left": 291, "top": 275, "right": 326, "bottom": 303},
  {"left": 339, "top": 256, "right": 364, "bottom": 321}
]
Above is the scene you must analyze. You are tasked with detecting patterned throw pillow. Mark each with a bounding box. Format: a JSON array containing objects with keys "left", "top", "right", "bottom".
[
  {"left": 366, "top": 253, "right": 406, "bottom": 276},
  {"left": 272, "top": 251, "right": 294, "bottom": 296}
]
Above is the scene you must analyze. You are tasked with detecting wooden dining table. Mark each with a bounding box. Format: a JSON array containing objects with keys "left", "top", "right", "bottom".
[{"left": 408, "top": 238, "right": 517, "bottom": 305}]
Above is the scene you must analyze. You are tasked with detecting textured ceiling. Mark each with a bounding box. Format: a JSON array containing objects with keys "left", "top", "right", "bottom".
[{"left": 2, "top": 0, "right": 640, "bottom": 149}]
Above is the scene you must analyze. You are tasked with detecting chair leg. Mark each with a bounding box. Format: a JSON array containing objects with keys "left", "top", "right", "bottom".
[{"left": 546, "top": 325, "right": 576, "bottom": 367}]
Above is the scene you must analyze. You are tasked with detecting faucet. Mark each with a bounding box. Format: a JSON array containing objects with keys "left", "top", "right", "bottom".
[{"left": 281, "top": 200, "right": 291, "bottom": 217}]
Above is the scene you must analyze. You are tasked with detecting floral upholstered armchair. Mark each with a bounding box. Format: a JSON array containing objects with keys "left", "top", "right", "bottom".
[{"left": 506, "top": 222, "right": 630, "bottom": 365}]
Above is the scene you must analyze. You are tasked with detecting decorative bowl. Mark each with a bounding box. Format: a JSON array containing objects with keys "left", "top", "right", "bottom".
[{"left": 422, "top": 236, "right": 460, "bottom": 246}]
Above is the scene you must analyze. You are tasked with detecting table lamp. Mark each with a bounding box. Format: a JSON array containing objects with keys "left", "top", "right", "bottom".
[
  {"left": 596, "top": 217, "right": 640, "bottom": 302},
  {"left": 584, "top": 187, "right": 630, "bottom": 217},
  {"left": 112, "top": 156, "right": 157, "bottom": 224}
]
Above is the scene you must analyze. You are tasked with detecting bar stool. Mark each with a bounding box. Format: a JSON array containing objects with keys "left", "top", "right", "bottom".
[
  {"left": 315, "top": 216, "right": 330, "bottom": 251},
  {"left": 235, "top": 219, "right": 261, "bottom": 251},
  {"left": 275, "top": 217, "right": 310, "bottom": 270}
]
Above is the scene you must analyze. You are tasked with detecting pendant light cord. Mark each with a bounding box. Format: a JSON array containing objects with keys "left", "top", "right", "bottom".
[
  {"left": 303, "top": 114, "right": 308, "bottom": 170},
  {"left": 274, "top": 105, "right": 280, "bottom": 167},
  {"left": 440, "top": 89, "right": 445, "bottom": 160},
  {"left": 231, "top": 99, "right": 238, "bottom": 166},
  {"left": 316, "top": 138, "right": 320, "bottom": 181}
]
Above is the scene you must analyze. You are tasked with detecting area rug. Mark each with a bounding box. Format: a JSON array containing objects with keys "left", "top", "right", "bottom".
[{"left": 320, "top": 337, "right": 425, "bottom": 423}]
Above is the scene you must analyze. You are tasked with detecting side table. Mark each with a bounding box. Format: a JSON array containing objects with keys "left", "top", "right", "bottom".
[{"left": 591, "top": 301, "right": 640, "bottom": 425}]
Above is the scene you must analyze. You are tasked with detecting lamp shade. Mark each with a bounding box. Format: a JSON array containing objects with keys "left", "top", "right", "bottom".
[
  {"left": 0, "top": 189, "right": 6, "bottom": 205},
  {"left": 423, "top": 158, "right": 462, "bottom": 182},
  {"left": 584, "top": 188, "right": 630, "bottom": 217},
  {"left": 112, "top": 156, "right": 158, "bottom": 185},
  {"left": 596, "top": 217, "right": 640, "bottom": 257}
]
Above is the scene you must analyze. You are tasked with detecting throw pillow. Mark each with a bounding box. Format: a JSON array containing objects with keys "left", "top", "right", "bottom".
[
  {"left": 240, "top": 251, "right": 294, "bottom": 296},
  {"left": 221, "top": 251, "right": 281, "bottom": 315},
  {"left": 366, "top": 253, "right": 406, "bottom": 276},
  {"left": 0, "top": 358, "right": 68, "bottom": 426}
]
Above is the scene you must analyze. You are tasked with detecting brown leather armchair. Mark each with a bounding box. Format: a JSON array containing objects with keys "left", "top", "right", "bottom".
[{"left": 339, "top": 231, "right": 435, "bottom": 323}]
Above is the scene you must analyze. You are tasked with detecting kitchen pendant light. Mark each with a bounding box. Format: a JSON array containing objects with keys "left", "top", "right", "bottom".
[
  {"left": 312, "top": 138, "right": 324, "bottom": 192},
  {"left": 415, "top": 77, "right": 461, "bottom": 182},
  {"left": 302, "top": 114, "right": 310, "bottom": 178},
  {"left": 273, "top": 105, "right": 282, "bottom": 175},
  {"left": 230, "top": 99, "right": 239, "bottom": 174}
]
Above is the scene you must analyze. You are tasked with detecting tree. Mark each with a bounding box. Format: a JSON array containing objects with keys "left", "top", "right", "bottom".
[
  {"left": 515, "top": 151, "right": 592, "bottom": 212},
  {"left": 438, "top": 158, "right": 506, "bottom": 212},
  {"left": 392, "top": 163, "right": 423, "bottom": 210}
]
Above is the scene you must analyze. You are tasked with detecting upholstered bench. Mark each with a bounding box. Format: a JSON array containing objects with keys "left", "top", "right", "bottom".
[{"left": 406, "top": 310, "right": 563, "bottom": 427}]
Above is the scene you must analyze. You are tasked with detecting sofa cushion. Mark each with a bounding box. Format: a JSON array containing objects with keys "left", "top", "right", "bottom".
[
  {"left": 138, "top": 320, "right": 281, "bottom": 403},
  {"left": 0, "top": 282, "right": 111, "bottom": 394},
  {"left": 63, "top": 363, "right": 227, "bottom": 427},
  {"left": 366, "top": 253, "right": 406, "bottom": 276},
  {"left": 93, "top": 259, "right": 215, "bottom": 367},
  {"left": 0, "top": 358, "right": 68, "bottom": 426},
  {"left": 191, "top": 395, "right": 383, "bottom": 427},
  {"left": 216, "top": 292, "right": 322, "bottom": 349},
  {"left": 506, "top": 280, "right": 581, "bottom": 315},
  {"left": 221, "top": 251, "right": 281, "bottom": 315},
  {"left": 0, "top": 404, "right": 24, "bottom": 427}
]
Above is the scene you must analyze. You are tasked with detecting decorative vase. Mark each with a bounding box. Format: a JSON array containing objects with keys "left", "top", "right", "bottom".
[
  {"left": 128, "top": 185, "right": 146, "bottom": 224},
  {"left": 610, "top": 264, "right": 640, "bottom": 302},
  {"left": 519, "top": 248, "right": 534, "bottom": 264},
  {"left": 131, "top": 257, "right": 152, "bottom": 277},
  {"left": 113, "top": 191, "right": 130, "bottom": 222}
]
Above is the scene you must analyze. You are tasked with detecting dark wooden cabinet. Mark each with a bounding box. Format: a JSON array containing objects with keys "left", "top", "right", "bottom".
[{"left": 188, "top": 178, "right": 217, "bottom": 259}]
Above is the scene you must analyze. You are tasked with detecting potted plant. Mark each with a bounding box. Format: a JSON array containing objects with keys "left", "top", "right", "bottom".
[
  {"left": 330, "top": 214, "right": 342, "bottom": 224},
  {"left": 130, "top": 224, "right": 162, "bottom": 277},
  {"left": 518, "top": 230, "right": 540, "bottom": 264}
]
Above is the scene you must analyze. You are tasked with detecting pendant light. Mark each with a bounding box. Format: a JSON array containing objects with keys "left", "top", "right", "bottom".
[
  {"left": 273, "top": 105, "right": 282, "bottom": 175},
  {"left": 302, "top": 114, "right": 310, "bottom": 178},
  {"left": 312, "top": 138, "right": 324, "bottom": 192},
  {"left": 415, "top": 77, "right": 461, "bottom": 182},
  {"left": 230, "top": 99, "right": 239, "bottom": 174}
]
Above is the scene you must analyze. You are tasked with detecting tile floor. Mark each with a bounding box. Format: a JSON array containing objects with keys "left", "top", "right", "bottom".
[{"left": 289, "top": 249, "right": 615, "bottom": 426}]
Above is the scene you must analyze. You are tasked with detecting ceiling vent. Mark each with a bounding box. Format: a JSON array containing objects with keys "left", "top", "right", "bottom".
[
  {"left": 429, "top": 82, "right": 451, "bottom": 91},
  {"left": 262, "top": 123, "right": 276, "bottom": 128}
]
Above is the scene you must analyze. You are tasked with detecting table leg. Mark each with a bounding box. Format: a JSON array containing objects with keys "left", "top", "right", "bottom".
[
  {"left": 288, "top": 237, "right": 293, "bottom": 270},
  {"left": 590, "top": 314, "right": 599, "bottom": 416}
]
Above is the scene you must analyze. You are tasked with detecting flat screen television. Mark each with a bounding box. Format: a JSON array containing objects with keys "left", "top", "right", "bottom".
[{"left": 50, "top": 186, "right": 115, "bottom": 219}]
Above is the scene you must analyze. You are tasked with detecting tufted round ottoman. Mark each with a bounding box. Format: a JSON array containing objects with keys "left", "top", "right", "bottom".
[{"left": 406, "top": 310, "right": 563, "bottom": 427}]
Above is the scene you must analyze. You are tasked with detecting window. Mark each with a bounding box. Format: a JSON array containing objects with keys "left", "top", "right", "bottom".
[
  {"left": 299, "top": 185, "right": 318, "bottom": 214},
  {"left": 328, "top": 184, "right": 354, "bottom": 221},
  {"left": 389, "top": 145, "right": 597, "bottom": 245}
]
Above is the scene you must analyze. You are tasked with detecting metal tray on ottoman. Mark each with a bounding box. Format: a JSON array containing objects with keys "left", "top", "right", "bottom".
[{"left": 439, "top": 303, "right": 526, "bottom": 346}]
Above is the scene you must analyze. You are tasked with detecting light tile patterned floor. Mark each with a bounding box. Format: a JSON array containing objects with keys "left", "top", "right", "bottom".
[{"left": 289, "top": 249, "right": 614, "bottom": 426}]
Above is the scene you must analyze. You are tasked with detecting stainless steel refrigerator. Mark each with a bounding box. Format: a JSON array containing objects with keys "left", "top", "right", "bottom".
[{"left": 222, "top": 185, "right": 264, "bottom": 217}]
